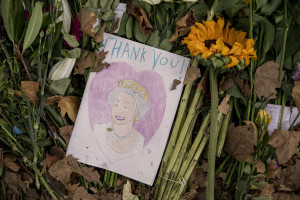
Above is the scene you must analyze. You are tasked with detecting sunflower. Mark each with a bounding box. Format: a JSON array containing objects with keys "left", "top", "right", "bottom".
[{"left": 182, "top": 17, "right": 257, "bottom": 68}]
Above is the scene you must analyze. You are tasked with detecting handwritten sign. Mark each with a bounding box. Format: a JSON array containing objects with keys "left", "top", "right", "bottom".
[{"left": 67, "top": 33, "right": 190, "bottom": 185}]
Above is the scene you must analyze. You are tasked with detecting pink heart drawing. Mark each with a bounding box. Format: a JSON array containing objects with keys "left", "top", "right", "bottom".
[{"left": 88, "top": 62, "right": 166, "bottom": 146}]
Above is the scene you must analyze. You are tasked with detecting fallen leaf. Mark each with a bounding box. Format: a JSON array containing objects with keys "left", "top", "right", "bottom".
[
  {"left": 15, "top": 81, "right": 39, "bottom": 103},
  {"left": 292, "top": 81, "right": 300, "bottom": 113},
  {"left": 123, "top": 180, "right": 139, "bottom": 200},
  {"left": 218, "top": 172, "right": 226, "bottom": 181},
  {"left": 57, "top": 96, "right": 81, "bottom": 123},
  {"left": 73, "top": 186, "right": 98, "bottom": 200},
  {"left": 40, "top": 153, "right": 59, "bottom": 168},
  {"left": 218, "top": 95, "right": 230, "bottom": 115},
  {"left": 77, "top": 7, "right": 97, "bottom": 37},
  {"left": 4, "top": 172, "right": 27, "bottom": 195},
  {"left": 45, "top": 96, "right": 62, "bottom": 106},
  {"left": 260, "top": 184, "right": 275, "bottom": 199},
  {"left": 273, "top": 193, "right": 300, "bottom": 200},
  {"left": 266, "top": 160, "right": 276, "bottom": 179},
  {"left": 80, "top": 166, "right": 100, "bottom": 183},
  {"left": 255, "top": 159, "right": 266, "bottom": 173},
  {"left": 127, "top": 3, "right": 153, "bottom": 35},
  {"left": 254, "top": 61, "right": 283, "bottom": 99},
  {"left": 183, "top": 67, "right": 201, "bottom": 85},
  {"left": 236, "top": 74, "right": 251, "bottom": 99},
  {"left": 280, "top": 159, "right": 300, "bottom": 190},
  {"left": 182, "top": 189, "right": 198, "bottom": 200},
  {"left": 94, "top": 24, "right": 106, "bottom": 43},
  {"left": 48, "top": 155, "right": 81, "bottom": 185},
  {"left": 199, "top": 159, "right": 208, "bottom": 173},
  {"left": 188, "top": 166, "right": 206, "bottom": 189},
  {"left": 219, "top": 72, "right": 234, "bottom": 92},
  {"left": 169, "top": 10, "right": 195, "bottom": 42},
  {"left": 224, "top": 123, "right": 256, "bottom": 162},
  {"left": 3, "top": 155, "right": 20, "bottom": 172},
  {"left": 50, "top": 146, "right": 65, "bottom": 160},
  {"left": 59, "top": 125, "right": 73, "bottom": 145},
  {"left": 198, "top": 72, "right": 210, "bottom": 98},
  {"left": 268, "top": 129, "right": 300, "bottom": 164},
  {"left": 75, "top": 50, "right": 109, "bottom": 74},
  {"left": 171, "top": 79, "right": 181, "bottom": 91},
  {"left": 66, "top": 183, "right": 80, "bottom": 193}
]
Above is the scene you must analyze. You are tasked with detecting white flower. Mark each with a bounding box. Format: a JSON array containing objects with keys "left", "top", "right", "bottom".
[
  {"left": 141, "top": 0, "right": 162, "bottom": 5},
  {"left": 56, "top": 0, "right": 72, "bottom": 34},
  {"left": 48, "top": 58, "right": 76, "bottom": 80}
]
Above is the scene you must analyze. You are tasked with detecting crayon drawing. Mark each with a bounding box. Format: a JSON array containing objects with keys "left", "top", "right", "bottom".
[{"left": 87, "top": 62, "right": 166, "bottom": 164}]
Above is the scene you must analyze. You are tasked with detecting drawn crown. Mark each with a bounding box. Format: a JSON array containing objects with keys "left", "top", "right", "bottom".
[{"left": 118, "top": 80, "right": 149, "bottom": 101}]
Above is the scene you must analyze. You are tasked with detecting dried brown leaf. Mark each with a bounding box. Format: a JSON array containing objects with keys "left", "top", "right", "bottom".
[
  {"left": 57, "top": 96, "right": 81, "bottom": 123},
  {"left": 80, "top": 166, "right": 100, "bottom": 183},
  {"left": 15, "top": 81, "right": 39, "bottom": 103},
  {"left": 127, "top": 3, "right": 153, "bottom": 35},
  {"left": 260, "top": 184, "right": 275, "bottom": 199},
  {"left": 254, "top": 61, "right": 283, "bottom": 99},
  {"left": 73, "top": 186, "right": 98, "bottom": 200},
  {"left": 218, "top": 172, "right": 226, "bottom": 181},
  {"left": 224, "top": 123, "right": 256, "bottom": 162},
  {"left": 268, "top": 129, "right": 300, "bottom": 164},
  {"left": 4, "top": 172, "right": 26, "bottom": 195},
  {"left": 236, "top": 75, "right": 251, "bottom": 99},
  {"left": 3, "top": 155, "right": 20, "bottom": 172},
  {"left": 66, "top": 183, "right": 80, "bottom": 193},
  {"left": 40, "top": 153, "right": 59, "bottom": 168},
  {"left": 266, "top": 160, "right": 276, "bottom": 179},
  {"left": 45, "top": 96, "right": 62, "bottom": 106},
  {"left": 59, "top": 125, "right": 73, "bottom": 145},
  {"left": 272, "top": 192, "right": 300, "bottom": 200},
  {"left": 77, "top": 7, "right": 97, "bottom": 37},
  {"left": 255, "top": 159, "right": 266, "bottom": 173},
  {"left": 183, "top": 67, "right": 201, "bottom": 85},
  {"left": 94, "top": 25, "right": 106, "bottom": 43},
  {"left": 218, "top": 95, "right": 230, "bottom": 115},
  {"left": 188, "top": 167, "right": 206, "bottom": 189},
  {"left": 75, "top": 50, "right": 109, "bottom": 75},
  {"left": 169, "top": 10, "right": 195, "bottom": 42},
  {"left": 48, "top": 155, "right": 81, "bottom": 185},
  {"left": 280, "top": 159, "right": 300, "bottom": 190},
  {"left": 50, "top": 146, "right": 65, "bottom": 160},
  {"left": 219, "top": 72, "right": 234, "bottom": 92},
  {"left": 171, "top": 79, "right": 181, "bottom": 91},
  {"left": 292, "top": 81, "right": 300, "bottom": 113}
]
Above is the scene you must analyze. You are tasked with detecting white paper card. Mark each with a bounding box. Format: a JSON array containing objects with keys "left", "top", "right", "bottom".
[
  {"left": 67, "top": 33, "right": 190, "bottom": 185},
  {"left": 265, "top": 104, "right": 300, "bottom": 135}
]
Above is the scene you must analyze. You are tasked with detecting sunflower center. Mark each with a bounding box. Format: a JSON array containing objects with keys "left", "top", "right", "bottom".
[{"left": 204, "top": 39, "right": 232, "bottom": 49}]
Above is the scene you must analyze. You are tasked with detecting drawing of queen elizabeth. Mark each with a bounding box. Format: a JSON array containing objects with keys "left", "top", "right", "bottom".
[{"left": 91, "top": 79, "right": 149, "bottom": 163}]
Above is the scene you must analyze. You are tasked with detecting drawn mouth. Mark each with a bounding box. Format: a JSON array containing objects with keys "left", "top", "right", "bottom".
[{"left": 115, "top": 115, "right": 125, "bottom": 120}]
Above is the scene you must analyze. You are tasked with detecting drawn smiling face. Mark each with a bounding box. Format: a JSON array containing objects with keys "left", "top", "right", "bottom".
[{"left": 111, "top": 92, "right": 137, "bottom": 125}]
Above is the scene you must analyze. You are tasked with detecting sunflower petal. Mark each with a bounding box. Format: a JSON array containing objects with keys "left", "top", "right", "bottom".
[
  {"left": 203, "top": 20, "right": 216, "bottom": 40},
  {"left": 223, "top": 21, "right": 232, "bottom": 44},
  {"left": 227, "top": 27, "right": 237, "bottom": 46},
  {"left": 229, "top": 42, "right": 242, "bottom": 55},
  {"left": 225, "top": 56, "right": 239, "bottom": 68},
  {"left": 215, "top": 17, "right": 225, "bottom": 39},
  {"left": 235, "top": 31, "right": 247, "bottom": 44},
  {"left": 195, "top": 22, "right": 208, "bottom": 40}
]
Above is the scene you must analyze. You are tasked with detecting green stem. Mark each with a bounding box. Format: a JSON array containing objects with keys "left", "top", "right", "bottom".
[
  {"left": 278, "top": 0, "right": 288, "bottom": 82},
  {"left": 207, "top": 0, "right": 220, "bottom": 21},
  {"left": 206, "top": 68, "right": 219, "bottom": 200},
  {"left": 288, "top": 112, "right": 300, "bottom": 131},
  {"left": 279, "top": 93, "right": 287, "bottom": 130},
  {"left": 217, "top": 98, "right": 233, "bottom": 156}
]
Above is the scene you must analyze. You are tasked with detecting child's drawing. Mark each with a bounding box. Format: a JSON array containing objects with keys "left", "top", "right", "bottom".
[{"left": 88, "top": 62, "right": 166, "bottom": 163}]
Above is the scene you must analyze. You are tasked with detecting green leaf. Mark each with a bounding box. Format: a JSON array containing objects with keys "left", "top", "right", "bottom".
[
  {"left": 101, "top": 11, "right": 116, "bottom": 21},
  {"left": 146, "top": 30, "right": 160, "bottom": 47},
  {"left": 260, "top": 0, "right": 282, "bottom": 15},
  {"left": 158, "top": 38, "right": 173, "bottom": 51},
  {"left": 227, "top": 84, "right": 246, "bottom": 101},
  {"left": 61, "top": 48, "right": 81, "bottom": 58},
  {"left": 23, "top": 2, "right": 44, "bottom": 52},
  {"left": 12, "top": 0, "right": 25, "bottom": 42},
  {"left": 117, "top": 13, "right": 129, "bottom": 36},
  {"left": 63, "top": 34, "right": 79, "bottom": 48},
  {"left": 112, "top": 0, "right": 120, "bottom": 10},
  {"left": 216, "top": 0, "right": 240, "bottom": 13},
  {"left": 49, "top": 79, "right": 71, "bottom": 96},
  {"left": 260, "top": 18, "right": 275, "bottom": 55},
  {"left": 133, "top": 19, "right": 149, "bottom": 43},
  {"left": 85, "top": 0, "right": 98, "bottom": 9},
  {"left": 155, "top": 6, "right": 167, "bottom": 31},
  {"left": 100, "top": 0, "right": 113, "bottom": 12},
  {"left": 191, "top": 2, "right": 209, "bottom": 21},
  {"left": 1, "top": 0, "right": 13, "bottom": 41},
  {"left": 126, "top": 16, "right": 134, "bottom": 39}
]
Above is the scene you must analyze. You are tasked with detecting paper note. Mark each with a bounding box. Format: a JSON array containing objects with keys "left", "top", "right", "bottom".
[
  {"left": 67, "top": 33, "right": 190, "bottom": 185},
  {"left": 265, "top": 104, "right": 300, "bottom": 135}
]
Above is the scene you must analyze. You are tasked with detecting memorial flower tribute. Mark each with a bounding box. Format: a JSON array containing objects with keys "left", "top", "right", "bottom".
[{"left": 0, "top": 0, "right": 300, "bottom": 199}]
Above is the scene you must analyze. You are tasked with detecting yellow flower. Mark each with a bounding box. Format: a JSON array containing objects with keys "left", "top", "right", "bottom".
[
  {"left": 255, "top": 110, "right": 271, "bottom": 127},
  {"left": 182, "top": 18, "right": 257, "bottom": 68}
]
